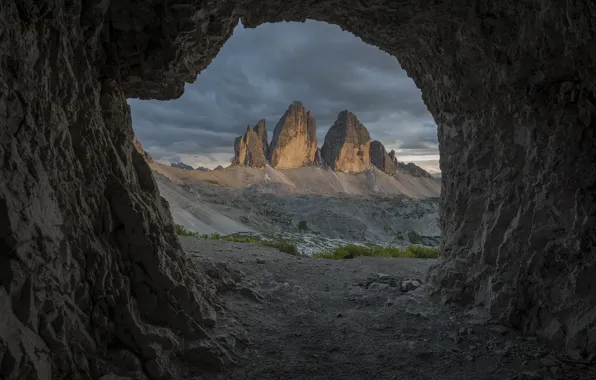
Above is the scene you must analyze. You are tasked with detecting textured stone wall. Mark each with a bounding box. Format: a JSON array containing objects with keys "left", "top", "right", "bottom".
[{"left": 1, "top": 0, "right": 595, "bottom": 379}]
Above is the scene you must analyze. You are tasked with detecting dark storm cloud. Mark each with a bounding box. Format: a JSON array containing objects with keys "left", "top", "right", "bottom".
[{"left": 129, "top": 20, "right": 437, "bottom": 168}]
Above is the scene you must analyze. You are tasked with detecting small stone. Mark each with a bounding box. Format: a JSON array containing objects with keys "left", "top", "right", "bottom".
[
  {"left": 458, "top": 327, "right": 467, "bottom": 336},
  {"left": 464, "top": 354, "right": 474, "bottom": 362},
  {"left": 336, "top": 313, "right": 343, "bottom": 318},
  {"left": 549, "top": 366, "right": 561, "bottom": 375},
  {"left": 256, "top": 258, "right": 267, "bottom": 264}
]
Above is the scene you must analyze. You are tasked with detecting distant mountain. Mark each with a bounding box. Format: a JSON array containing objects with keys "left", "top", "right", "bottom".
[
  {"left": 171, "top": 162, "right": 194, "bottom": 170},
  {"left": 228, "top": 101, "right": 434, "bottom": 179},
  {"left": 268, "top": 101, "right": 318, "bottom": 169},
  {"left": 321, "top": 110, "right": 371, "bottom": 173}
]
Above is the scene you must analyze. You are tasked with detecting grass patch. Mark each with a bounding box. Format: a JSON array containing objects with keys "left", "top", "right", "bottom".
[
  {"left": 312, "top": 244, "right": 438, "bottom": 259},
  {"left": 175, "top": 224, "right": 201, "bottom": 237},
  {"left": 175, "top": 226, "right": 300, "bottom": 256},
  {"left": 261, "top": 240, "right": 300, "bottom": 256}
]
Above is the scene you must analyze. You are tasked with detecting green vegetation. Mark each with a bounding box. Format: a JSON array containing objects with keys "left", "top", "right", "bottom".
[
  {"left": 174, "top": 225, "right": 300, "bottom": 256},
  {"left": 312, "top": 244, "right": 438, "bottom": 260},
  {"left": 175, "top": 224, "right": 201, "bottom": 237},
  {"left": 174, "top": 224, "right": 437, "bottom": 259}
]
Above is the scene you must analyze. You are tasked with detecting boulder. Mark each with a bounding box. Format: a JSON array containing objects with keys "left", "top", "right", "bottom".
[
  {"left": 320, "top": 110, "right": 371, "bottom": 173},
  {"left": 268, "top": 101, "right": 318, "bottom": 168}
]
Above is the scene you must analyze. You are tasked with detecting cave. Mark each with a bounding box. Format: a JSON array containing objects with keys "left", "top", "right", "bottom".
[{"left": 1, "top": 1, "right": 595, "bottom": 379}]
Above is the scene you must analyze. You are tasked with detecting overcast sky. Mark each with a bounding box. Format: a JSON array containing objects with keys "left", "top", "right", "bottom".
[{"left": 129, "top": 20, "right": 440, "bottom": 173}]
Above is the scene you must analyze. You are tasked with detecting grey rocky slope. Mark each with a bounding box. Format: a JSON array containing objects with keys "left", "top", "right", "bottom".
[
  {"left": 2, "top": 1, "right": 595, "bottom": 380},
  {"left": 321, "top": 110, "right": 372, "bottom": 173},
  {"left": 154, "top": 171, "right": 441, "bottom": 249},
  {"left": 269, "top": 101, "right": 318, "bottom": 169}
]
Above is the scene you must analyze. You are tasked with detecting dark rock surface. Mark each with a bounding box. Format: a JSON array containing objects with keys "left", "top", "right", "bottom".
[
  {"left": 133, "top": 133, "right": 153, "bottom": 162},
  {"left": 252, "top": 119, "right": 269, "bottom": 158},
  {"left": 1, "top": 1, "right": 596, "bottom": 379},
  {"left": 196, "top": 166, "right": 210, "bottom": 172},
  {"left": 321, "top": 110, "right": 371, "bottom": 173},
  {"left": 268, "top": 101, "right": 318, "bottom": 169},
  {"left": 182, "top": 237, "right": 595, "bottom": 380},
  {"left": 388, "top": 150, "right": 399, "bottom": 168},
  {"left": 313, "top": 147, "right": 323, "bottom": 167},
  {"left": 172, "top": 162, "right": 194, "bottom": 170},
  {"left": 232, "top": 126, "right": 267, "bottom": 168},
  {"left": 370, "top": 140, "right": 397, "bottom": 175},
  {"left": 214, "top": 165, "right": 225, "bottom": 171}
]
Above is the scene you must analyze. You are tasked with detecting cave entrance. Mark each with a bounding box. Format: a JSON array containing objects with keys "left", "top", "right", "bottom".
[
  {"left": 129, "top": 20, "right": 442, "bottom": 254},
  {"left": 2, "top": 2, "right": 595, "bottom": 379}
]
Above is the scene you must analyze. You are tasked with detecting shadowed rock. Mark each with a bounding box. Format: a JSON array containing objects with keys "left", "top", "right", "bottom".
[
  {"left": 321, "top": 110, "right": 371, "bottom": 173},
  {"left": 133, "top": 133, "right": 153, "bottom": 162},
  {"left": 252, "top": 119, "right": 269, "bottom": 158},
  {"left": 370, "top": 140, "right": 397, "bottom": 175},
  {"left": 232, "top": 126, "right": 268, "bottom": 168},
  {"left": 268, "top": 101, "right": 318, "bottom": 168},
  {"left": 2, "top": 1, "right": 595, "bottom": 379},
  {"left": 388, "top": 150, "right": 398, "bottom": 168}
]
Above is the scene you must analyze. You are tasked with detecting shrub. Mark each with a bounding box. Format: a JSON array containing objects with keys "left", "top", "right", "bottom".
[
  {"left": 175, "top": 224, "right": 200, "bottom": 237},
  {"left": 312, "top": 244, "right": 438, "bottom": 259},
  {"left": 262, "top": 240, "right": 300, "bottom": 256}
]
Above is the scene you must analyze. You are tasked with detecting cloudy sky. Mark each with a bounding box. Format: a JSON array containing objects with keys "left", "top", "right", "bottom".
[{"left": 129, "top": 20, "right": 440, "bottom": 173}]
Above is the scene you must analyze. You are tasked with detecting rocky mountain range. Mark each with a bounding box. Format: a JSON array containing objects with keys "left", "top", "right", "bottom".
[
  {"left": 231, "top": 101, "right": 436, "bottom": 179},
  {"left": 170, "top": 162, "right": 224, "bottom": 171}
]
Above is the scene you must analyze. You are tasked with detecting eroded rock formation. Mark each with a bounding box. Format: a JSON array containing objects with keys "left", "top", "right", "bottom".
[
  {"left": 370, "top": 140, "right": 397, "bottom": 175},
  {"left": 388, "top": 150, "right": 398, "bottom": 168},
  {"left": 2, "top": 1, "right": 595, "bottom": 379},
  {"left": 253, "top": 119, "right": 269, "bottom": 158},
  {"left": 321, "top": 110, "right": 371, "bottom": 173},
  {"left": 232, "top": 126, "right": 267, "bottom": 168},
  {"left": 268, "top": 101, "right": 318, "bottom": 168}
]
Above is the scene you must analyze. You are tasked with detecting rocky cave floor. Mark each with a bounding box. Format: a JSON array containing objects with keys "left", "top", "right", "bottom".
[{"left": 178, "top": 237, "right": 595, "bottom": 380}]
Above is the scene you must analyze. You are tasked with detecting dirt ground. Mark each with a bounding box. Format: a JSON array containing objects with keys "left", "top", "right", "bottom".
[{"left": 178, "top": 237, "right": 595, "bottom": 380}]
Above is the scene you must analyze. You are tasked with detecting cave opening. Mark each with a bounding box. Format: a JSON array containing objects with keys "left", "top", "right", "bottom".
[
  {"left": 129, "top": 20, "right": 442, "bottom": 252},
  {"left": 1, "top": 1, "right": 595, "bottom": 379}
]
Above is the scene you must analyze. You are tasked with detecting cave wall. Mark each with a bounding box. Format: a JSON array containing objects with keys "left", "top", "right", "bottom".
[{"left": 0, "top": 0, "right": 595, "bottom": 379}]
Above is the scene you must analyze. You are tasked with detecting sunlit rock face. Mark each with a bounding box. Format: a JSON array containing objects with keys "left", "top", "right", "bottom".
[
  {"left": 232, "top": 126, "right": 267, "bottom": 168},
  {"left": 1, "top": 0, "right": 595, "bottom": 379},
  {"left": 268, "top": 101, "right": 318, "bottom": 169},
  {"left": 321, "top": 110, "right": 371, "bottom": 173}
]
